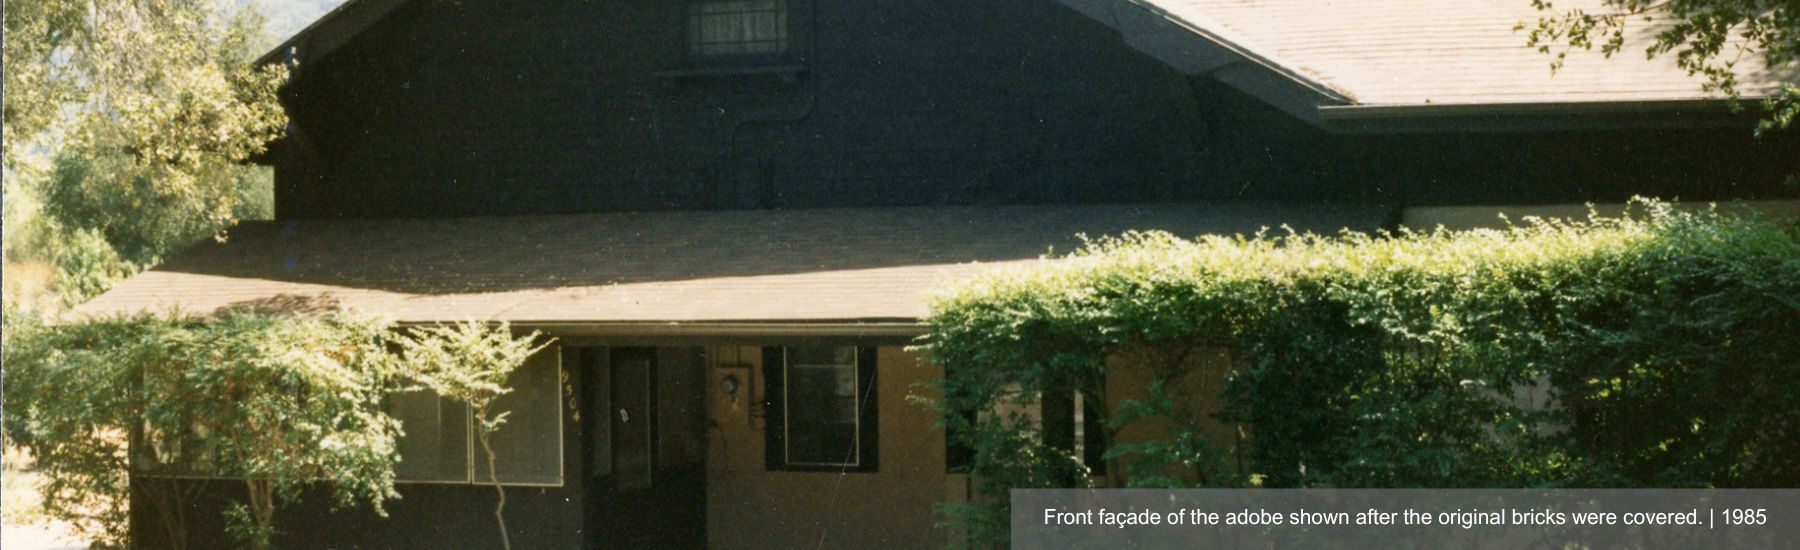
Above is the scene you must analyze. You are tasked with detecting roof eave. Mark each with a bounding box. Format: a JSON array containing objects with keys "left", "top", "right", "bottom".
[
  {"left": 253, "top": 0, "right": 410, "bottom": 68},
  {"left": 1316, "top": 97, "right": 1767, "bottom": 133},
  {"left": 1056, "top": 0, "right": 1352, "bottom": 106}
]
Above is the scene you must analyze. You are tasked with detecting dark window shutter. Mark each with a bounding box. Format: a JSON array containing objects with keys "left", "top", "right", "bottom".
[
  {"left": 856, "top": 346, "right": 879, "bottom": 472},
  {"left": 762, "top": 346, "right": 784, "bottom": 471}
]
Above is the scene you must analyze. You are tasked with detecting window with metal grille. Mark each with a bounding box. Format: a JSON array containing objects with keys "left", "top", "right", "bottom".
[{"left": 687, "top": 0, "right": 789, "bottom": 57}]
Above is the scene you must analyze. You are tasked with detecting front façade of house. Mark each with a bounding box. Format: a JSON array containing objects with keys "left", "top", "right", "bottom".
[{"left": 72, "top": 0, "right": 1798, "bottom": 548}]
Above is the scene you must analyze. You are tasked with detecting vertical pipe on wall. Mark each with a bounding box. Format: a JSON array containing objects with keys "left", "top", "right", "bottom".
[{"left": 723, "top": 0, "right": 822, "bottom": 209}]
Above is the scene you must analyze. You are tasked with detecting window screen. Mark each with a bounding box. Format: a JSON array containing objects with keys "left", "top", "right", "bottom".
[
  {"left": 476, "top": 350, "right": 565, "bottom": 485},
  {"left": 687, "top": 0, "right": 788, "bottom": 57},
  {"left": 390, "top": 390, "right": 472, "bottom": 482},
  {"left": 390, "top": 347, "right": 563, "bottom": 485},
  {"left": 764, "top": 346, "right": 878, "bottom": 472}
]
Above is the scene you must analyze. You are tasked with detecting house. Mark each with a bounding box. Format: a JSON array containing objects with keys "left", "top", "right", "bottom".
[{"left": 74, "top": 0, "right": 1797, "bottom": 548}]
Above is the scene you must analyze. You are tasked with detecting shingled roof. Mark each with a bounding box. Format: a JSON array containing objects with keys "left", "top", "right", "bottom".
[
  {"left": 263, "top": 0, "right": 1794, "bottom": 127},
  {"left": 1065, "top": 0, "right": 1797, "bottom": 120},
  {"left": 70, "top": 203, "right": 1387, "bottom": 327}
]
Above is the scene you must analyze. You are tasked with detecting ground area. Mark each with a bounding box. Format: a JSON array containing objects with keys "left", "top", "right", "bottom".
[{"left": 3, "top": 448, "right": 87, "bottom": 549}]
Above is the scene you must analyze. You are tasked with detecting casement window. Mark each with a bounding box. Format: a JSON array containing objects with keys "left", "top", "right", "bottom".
[
  {"left": 687, "top": 0, "right": 789, "bottom": 57},
  {"left": 388, "top": 351, "right": 565, "bottom": 485},
  {"left": 764, "top": 346, "right": 878, "bottom": 472}
]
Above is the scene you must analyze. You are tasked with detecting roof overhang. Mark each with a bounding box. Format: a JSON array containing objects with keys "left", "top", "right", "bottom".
[
  {"left": 1056, "top": 0, "right": 1352, "bottom": 126},
  {"left": 68, "top": 203, "right": 1392, "bottom": 332},
  {"left": 1315, "top": 98, "right": 1767, "bottom": 134},
  {"left": 1060, "top": 0, "right": 1776, "bottom": 134},
  {"left": 254, "top": 0, "right": 408, "bottom": 68}
]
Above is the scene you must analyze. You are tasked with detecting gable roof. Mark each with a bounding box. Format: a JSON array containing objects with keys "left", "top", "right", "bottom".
[
  {"left": 1061, "top": 0, "right": 1796, "bottom": 123},
  {"left": 70, "top": 203, "right": 1388, "bottom": 328},
  {"left": 262, "top": 1, "right": 1794, "bottom": 125}
]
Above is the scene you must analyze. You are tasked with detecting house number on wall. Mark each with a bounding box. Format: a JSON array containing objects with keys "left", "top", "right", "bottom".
[{"left": 561, "top": 370, "right": 580, "bottom": 423}]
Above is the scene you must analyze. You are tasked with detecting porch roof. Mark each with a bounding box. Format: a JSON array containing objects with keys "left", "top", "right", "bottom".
[{"left": 70, "top": 203, "right": 1388, "bottom": 326}]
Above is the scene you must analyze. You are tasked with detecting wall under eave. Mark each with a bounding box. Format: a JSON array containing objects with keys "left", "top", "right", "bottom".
[
  {"left": 1193, "top": 79, "right": 1800, "bottom": 208},
  {"left": 704, "top": 345, "right": 953, "bottom": 550}
]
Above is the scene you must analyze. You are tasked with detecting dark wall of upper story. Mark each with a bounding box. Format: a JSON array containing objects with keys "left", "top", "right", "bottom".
[
  {"left": 274, "top": 0, "right": 1212, "bottom": 218},
  {"left": 1192, "top": 79, "right": 1800, "bottom": 207},
  {"left": 271, "top": 0, "right": 1799, "bottom": 219}
]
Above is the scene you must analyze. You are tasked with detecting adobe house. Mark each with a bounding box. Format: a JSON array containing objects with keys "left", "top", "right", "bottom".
[{"left": 74, "top": 0, "right": 1797, "bottom": 548}]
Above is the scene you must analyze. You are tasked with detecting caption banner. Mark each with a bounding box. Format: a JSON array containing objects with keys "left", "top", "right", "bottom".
[{"left": 1011, "top": 489, "right": 1796, "bottom": 549}]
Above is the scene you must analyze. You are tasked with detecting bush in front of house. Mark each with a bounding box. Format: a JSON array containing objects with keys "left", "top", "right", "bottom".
[
  {"left": 3, "top": 310, "right": 550, "bottom": 549},
  {"left": 918, "top": 199, "right": 1800, "bottom": 547}
]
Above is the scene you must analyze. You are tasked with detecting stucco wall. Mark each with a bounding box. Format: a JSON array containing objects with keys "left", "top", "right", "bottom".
[
  {"left": 704, "top": 345, "right": 951, "bottom": 549},
  {"left": 1100, "top": 345, "right": 1239, "bottom": 487}
]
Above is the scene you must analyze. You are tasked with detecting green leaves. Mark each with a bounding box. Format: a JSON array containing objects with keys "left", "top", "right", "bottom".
[
  {"left": 5, "top": 312, "right": 559, "bottom": 548},
  {"left": 5, "top": 0, "right": 288, "bottom": 309},
  {"left": 920, "top": 199, "right": 1800, "bottom": 546},
  {"left": 385, "top": 320, "right": 551, "bottom": 550},
  {"left": 388, "top": 321, "right": 552, "bottom": 431},
  {"left": 1523, "top": 0, "right": 1799, "bottom": 133}
]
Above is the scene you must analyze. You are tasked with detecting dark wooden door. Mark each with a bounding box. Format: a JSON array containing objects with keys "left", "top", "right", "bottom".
[{"left": 588, "top": 347, "right": 705, "bottom": 549}]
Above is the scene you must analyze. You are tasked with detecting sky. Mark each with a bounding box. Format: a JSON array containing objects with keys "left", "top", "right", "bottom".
[{"left": 239, "top": 0, "right": 352, "bottom": 43}]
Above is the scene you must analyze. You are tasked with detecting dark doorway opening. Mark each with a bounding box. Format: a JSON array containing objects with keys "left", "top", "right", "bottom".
[{"left": 584, "top": 347, "right": 708, "bottom": 548}]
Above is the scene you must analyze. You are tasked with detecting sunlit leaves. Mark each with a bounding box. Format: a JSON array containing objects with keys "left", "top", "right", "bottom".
[
  {"left": 5, "top": 0, "right": 288, "bottom": 307},
  {"left": 920, "top": 199, "right": 1800, "bottom": 545},
  {"left": 1522, "top": 0, "right": 1798, "bottom": 133}
]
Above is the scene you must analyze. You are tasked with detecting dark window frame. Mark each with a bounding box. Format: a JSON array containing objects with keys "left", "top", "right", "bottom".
[{"left": 763, "top": 345, "right": 879, "bottom": 473}]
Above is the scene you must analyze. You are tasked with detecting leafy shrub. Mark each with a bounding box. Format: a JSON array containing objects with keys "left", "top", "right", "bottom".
[
  {"left": 5, "top": 312, "right": 554, "bottom": 548},
  {"left": 5, "top": 313, "right": 404, "bottom": 549},
  {"left": 919, "top": 199, "right": 1800, "bottom": 546},
  {"left": 51, "top": 227, "right": 140, "bottom": 307}
]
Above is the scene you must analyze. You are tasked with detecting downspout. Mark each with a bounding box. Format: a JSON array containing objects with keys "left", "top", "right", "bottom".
[{"left": 724, "top": 0, "right": 821, "bottom": 208}]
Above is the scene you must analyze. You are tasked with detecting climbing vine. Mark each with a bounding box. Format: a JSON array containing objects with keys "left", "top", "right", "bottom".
[{"left": 919, "top": 199, "right": 1800, "bottom": 547}]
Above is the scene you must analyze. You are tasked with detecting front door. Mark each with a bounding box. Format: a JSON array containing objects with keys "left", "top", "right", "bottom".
[{"left": 587, "top": 347, "right": 706, "bottom": 549}]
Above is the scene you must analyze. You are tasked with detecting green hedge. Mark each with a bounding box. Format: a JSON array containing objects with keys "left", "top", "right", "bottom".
[{"left": 918, "top": 200, "right": 1800, "bottom": 547}]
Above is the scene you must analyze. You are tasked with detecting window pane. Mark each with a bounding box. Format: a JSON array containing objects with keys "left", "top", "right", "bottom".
[
  {"left": 390, "top": 390, "right": 471, "bottom": 482},
  {"left": 689, "top": 0, "right": 787, "bottom": 56},
  {"left": 477, "top": 349, "right": 564, "bottom": 485},
  {"left": 133, "top": 418, "right": 217, "bottom": 476},
  {"left": 784, "top": 346, "right": 860, "bottom": 466}
]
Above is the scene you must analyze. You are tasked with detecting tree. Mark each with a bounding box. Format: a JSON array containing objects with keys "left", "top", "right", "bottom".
[
  {"left": 166, "top": 314, "right": 407, "bottom": 549},
  {"left": 389, "top": 321, "right": 553, "bottom": 550},
  {"left": 3, "top": 0, "right": 287, "bottom": 304},
  {"left": 1522, "top": 1, "right": 1799, "bottom": 134},
  {"left": 5, "top": 313, "right": 407, "bottom": 549}
]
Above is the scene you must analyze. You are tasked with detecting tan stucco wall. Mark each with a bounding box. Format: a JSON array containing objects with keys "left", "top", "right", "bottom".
[
  {"left": 1401, "top": 199, "right": 1800, "bottom": 231},
  {"left": 705, "top": 345, "right": 951, "bottom": 550},
  {"left": 1101, "top": 345, "right": 1239, "bottom": 486}
]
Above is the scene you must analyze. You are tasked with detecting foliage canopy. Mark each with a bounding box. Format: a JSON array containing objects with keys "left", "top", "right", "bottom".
[
  {"left": 4, "top": 312, "right": 552, "bottom": 548},
  {"left": 4, "top": 0, "right": 287, "bottom": 305},
  {"left": 919, "top": 200, "right": 1800, "bottom": 547}
]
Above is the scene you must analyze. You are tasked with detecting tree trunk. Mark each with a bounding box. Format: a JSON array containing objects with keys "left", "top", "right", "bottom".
[
  {"left": 245, "top": 478, "right": 275, "bottom": 550},
  {"left": 478, "top": 414, "right": 512, "bottom": 550}
]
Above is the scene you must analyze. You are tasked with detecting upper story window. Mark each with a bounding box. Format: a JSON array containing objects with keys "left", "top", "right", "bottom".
[{"left": 687, "top": 0, "right": 789, "bottom": 58}]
